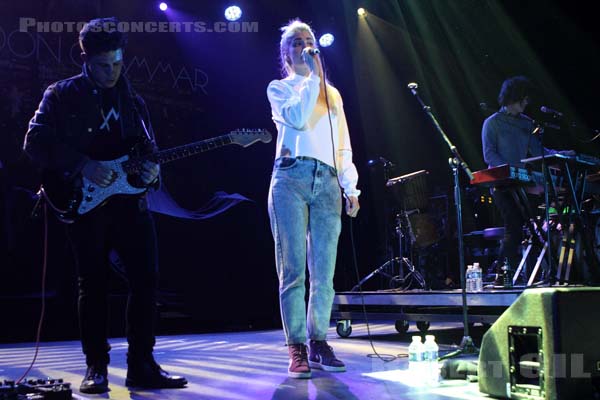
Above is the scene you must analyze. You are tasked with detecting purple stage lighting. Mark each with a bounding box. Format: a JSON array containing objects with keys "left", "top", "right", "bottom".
[{"left": 159, "top": 2, "right": 168, "bottom": 11}]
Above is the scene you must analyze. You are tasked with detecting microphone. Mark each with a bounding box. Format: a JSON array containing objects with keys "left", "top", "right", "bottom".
[
  {"left": 479, "top": 102, "right": 495, "bottom": 116},
  {"left": 540, "top": 106, "right": 563, "bottom": 118},
  {"left": 306, "top": 48, "right": 320, "bottom": 56},
  {"left": 367, "top": 157, "right": 395, "bottom": 168},
  {"left": 407, "top": 82, "right": 418, "bottom": 96}
]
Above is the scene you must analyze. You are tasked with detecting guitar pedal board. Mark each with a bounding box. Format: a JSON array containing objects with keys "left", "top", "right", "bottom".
[
  {"left": 0, "top": 380, "right": 16, "bottom": 400},
  {"left": 0, "top": 378, "right": 72, "bottom": 400}
]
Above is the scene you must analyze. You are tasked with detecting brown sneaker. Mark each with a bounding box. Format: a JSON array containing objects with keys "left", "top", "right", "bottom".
[
  {"left": 288, "top": 343, "right": 311, "bottom": 378},
  {"left": 308, "top": 340, "right": 346, "bottom": 372}
]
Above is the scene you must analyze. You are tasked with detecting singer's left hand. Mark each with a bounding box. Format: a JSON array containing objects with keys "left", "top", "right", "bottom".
[
  {"left": 345, "top": 195, "right": 360, "bottom": 218},
  {"left": 140, "top": 161, "right": 160, "bottom": 185}
]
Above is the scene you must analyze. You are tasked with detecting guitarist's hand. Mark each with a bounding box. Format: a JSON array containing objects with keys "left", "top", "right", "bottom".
[
  {"left": 140, "top": 161, "right": 160, "bottom": 185},
  {"left": 82, "top": 160, "right": 116, "bottom": 188}
]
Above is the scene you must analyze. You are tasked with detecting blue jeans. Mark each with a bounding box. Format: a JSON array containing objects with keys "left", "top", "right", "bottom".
[{"left": 268, "top": 157, "right": 342, "bottom": 345}]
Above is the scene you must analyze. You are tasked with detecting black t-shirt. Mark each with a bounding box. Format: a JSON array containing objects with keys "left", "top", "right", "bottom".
[{"left": 87, "top": 87, "right": 130, "bottom": 160}]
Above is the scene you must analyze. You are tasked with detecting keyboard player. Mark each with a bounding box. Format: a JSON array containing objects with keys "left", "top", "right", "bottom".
[{"left": 482, "top": 76, "right": 573, "bottom": 281}]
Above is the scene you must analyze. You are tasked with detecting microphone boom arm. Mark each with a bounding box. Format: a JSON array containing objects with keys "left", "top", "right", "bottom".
[{"left": 408, "top": 84, "right": 473, "bottom": 180}]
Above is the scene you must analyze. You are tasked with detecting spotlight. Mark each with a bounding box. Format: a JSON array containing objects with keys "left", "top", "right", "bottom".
[
  {"left": 357, "top": 7, "right": 366, "bottom": 16},
  {"left": 224, "top": 5, "right": 242, "bottom": 21},
  {"left": 319, "top": 33, "right": 334, "bottom": 48},
  {"left": 159, "top": 2, "right": 168, "bottom": 11}
]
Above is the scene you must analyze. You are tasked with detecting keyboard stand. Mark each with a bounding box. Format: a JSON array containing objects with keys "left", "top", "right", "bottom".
[
  {"left": 527, "top": 242, "right": 549, "bottom": 286},
  {"left": 513, "top": 239, "right": 533, "bottom": 285}
]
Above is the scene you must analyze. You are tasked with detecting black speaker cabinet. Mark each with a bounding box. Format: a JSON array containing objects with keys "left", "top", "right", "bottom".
[{"left": 478, "top": 287, "right": 600, "bottom": 399}]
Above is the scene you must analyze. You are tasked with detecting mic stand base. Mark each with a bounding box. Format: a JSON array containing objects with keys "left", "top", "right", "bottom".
[{"left": 438, "top": 336, "right": 479, "bottom": 361}]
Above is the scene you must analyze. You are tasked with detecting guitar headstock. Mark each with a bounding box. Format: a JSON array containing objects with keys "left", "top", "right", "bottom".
[{"left": 229, "top": 129, "right": 273, "bottom": 148}]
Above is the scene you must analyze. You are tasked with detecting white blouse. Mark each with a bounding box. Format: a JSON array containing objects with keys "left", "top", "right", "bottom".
[{"left": 267, "top": 73, "right": 360, "bottom": 197}]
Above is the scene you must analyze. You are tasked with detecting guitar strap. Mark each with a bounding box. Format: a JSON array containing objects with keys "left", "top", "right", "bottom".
[
  {"left": 139, "top": 116, "right": 151, "bottom": 143},
  {"left": 124, "top": 75, "right": 155, "bottom": 146},
  {"left": 126, "top": 81, "right": 160, "bottom": 189}
]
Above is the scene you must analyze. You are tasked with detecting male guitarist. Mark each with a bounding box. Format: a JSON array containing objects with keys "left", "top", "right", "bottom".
[
  {"left": 482, "top": 76, "right": 572, "bottom": 284},
  {"left": 23, "top": 18, "right": 187, "bottom": 393}
]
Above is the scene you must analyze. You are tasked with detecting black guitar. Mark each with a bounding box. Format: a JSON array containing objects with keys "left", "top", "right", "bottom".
[{"left": 40, "top": 129, "right": 272, "bottom": 223}]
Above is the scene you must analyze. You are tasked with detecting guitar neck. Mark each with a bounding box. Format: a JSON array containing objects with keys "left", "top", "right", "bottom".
[
  {"left": 148, "top": 134, "right": 233, "bottom": 165},
  {"left": 121, "top": 129, "right": 271, "bottom": 173}
]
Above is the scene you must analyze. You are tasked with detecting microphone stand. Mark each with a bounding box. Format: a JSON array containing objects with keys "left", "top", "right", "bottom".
[
  {"left": 407, "top": 83, "right": 478, "bottom": 359},
  {"left": 382, "top": 161, "right": 395, "bottom": 279}
]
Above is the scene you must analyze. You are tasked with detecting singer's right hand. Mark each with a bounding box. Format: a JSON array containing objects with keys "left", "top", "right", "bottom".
[
  {"left": 302, "top": 48, "right": 322, "bottom": 77},
  {"left": 82, "top": 160, "right": 116, "bottom": 188},
  {"left": 345, "top": 195, "right": 360, "bottom": 218}
]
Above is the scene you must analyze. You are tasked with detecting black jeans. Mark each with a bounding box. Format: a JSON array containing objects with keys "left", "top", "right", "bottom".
[
  {"left": 492, "top": 187, "right": 527, "bottom": 269},
  {"left": 67, "top": 196, "right": 158, "bottom": 366}
]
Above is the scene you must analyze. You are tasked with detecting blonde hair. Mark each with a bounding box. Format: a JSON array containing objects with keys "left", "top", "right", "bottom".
[
  {"left": 279, "top": 19, "right": 317, "bottom": 77},
  {"left": 278, "top": 19, "right": 338, "bottom": 113}
]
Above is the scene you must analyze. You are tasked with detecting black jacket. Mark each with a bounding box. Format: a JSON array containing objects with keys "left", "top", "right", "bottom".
[{"left": 24, "top": 65, "right": 157, "bottom": 183}]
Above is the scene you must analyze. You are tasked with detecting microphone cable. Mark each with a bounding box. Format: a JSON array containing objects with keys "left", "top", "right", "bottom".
[
  {"left": 16, "top": 202, "right": 48, "bottom": 384},
  {"left": 319, "top": 52, "right": 406, "bottom": 363}
]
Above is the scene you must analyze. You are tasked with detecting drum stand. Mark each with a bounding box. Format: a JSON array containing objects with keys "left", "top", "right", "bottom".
[
  {"left": 350, "top": 210, "right": 426, "bottom": 291},
  {"left": 389, "top": 211, "right": 426, "bottom": 290}
]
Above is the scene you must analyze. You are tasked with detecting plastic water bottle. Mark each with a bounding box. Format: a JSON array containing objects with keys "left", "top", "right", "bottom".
[
  {"left": 408, "top": 336, "right": 425, "bottom": 382},
  {"left": 423, "top": 335, "right": 440, "bottom": 384},
  {"left": 473, "top": 262, "right": 483, "bottom": 292},
  {"left": 466, "top": 265, "right": 473, "bottom": 292}
]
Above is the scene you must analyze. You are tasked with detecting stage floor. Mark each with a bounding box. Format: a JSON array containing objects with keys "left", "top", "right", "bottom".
[{"left": 0, "top": 322, "right": 489, "bottom": 399}]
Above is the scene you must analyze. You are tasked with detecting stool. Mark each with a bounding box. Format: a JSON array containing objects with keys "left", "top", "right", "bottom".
[
  {"left": 483, "top": 227, "right": 505, "bottom": 241},
  {"left": 464, "top": 228, "right": 504, "bottom": 278}
]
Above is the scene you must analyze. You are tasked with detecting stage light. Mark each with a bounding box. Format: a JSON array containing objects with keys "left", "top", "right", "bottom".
[
  {"left": 357, "top": 8, "right": 366, "bottom": 16},
  {"left": 224, "top": 5, "right": 242, "bottom": 21},
  {"left": 319, "top": 33, "right": 334, "bottom": 48},
  {"left": 159, "top": 2, "right": 168, "bottom": 11}
]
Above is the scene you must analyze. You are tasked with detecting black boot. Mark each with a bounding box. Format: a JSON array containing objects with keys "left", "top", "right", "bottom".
[
  {"left": 126, "top": 355, "right": 187, "bottom": 389},
  {"left": 80, "top": 363, "right": 109, "bottom": 394}
]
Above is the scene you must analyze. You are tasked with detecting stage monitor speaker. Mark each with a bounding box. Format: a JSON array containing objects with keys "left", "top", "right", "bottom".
[{"left": 478, "top": 287, "right": 600, "bottom": 400}]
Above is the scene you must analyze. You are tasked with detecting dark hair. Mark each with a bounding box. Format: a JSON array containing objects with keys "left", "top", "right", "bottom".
[
  {"left": 497, "top": 76, "right": 532, "bottom": 106},
  {"left": 79, "top": 17, "right": 128, "bottom": 56}
]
